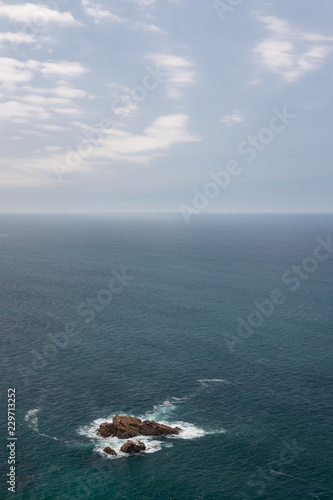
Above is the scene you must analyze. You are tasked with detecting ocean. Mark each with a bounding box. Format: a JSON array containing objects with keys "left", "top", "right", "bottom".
[{"left": 0, "top": 214, "right": 332, "bottom": 500}]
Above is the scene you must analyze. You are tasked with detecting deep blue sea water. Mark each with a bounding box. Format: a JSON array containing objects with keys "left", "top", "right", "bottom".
[{"left": 0, "top": 214, "right": 332, "bottom": 500}]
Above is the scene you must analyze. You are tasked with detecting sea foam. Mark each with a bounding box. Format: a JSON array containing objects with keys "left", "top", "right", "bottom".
[
  {"left": 77, "top": 399, "right": 226, "bottom": 459},
  {"left": 24, "top": 408, "right": 63, "bottom": 442},
  {"left": 24, "top": 409, "right": 40, "bottom": 433}
]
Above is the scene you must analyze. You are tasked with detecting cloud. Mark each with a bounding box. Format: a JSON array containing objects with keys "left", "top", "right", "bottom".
[
  {"left": 133, "top": 0, "right": 180, "bottom": 6},
  {"left": 0, "top": 2, "right": 77, "bottom": 25},
  {"left": 0, "top": 148, "right": 98, "bottom": 186},
  {"left": 81, "top": 0, "right": 163, "bottom": 31},
  {"left": 133, "top": 0, "right": 157, "bottom": 6},
  {"left": 255, "top": 14, "right": 333, "bottom": 82},
  {"left": 0, "top": 32, "right": 36, "bottom": 46},
  {"left": 38, "top": 124, "right": 70, "bottom": 132},
  {"left": 0, "top": 76, "right": 88, "bottom": 129},
  {"left": 0, "top": 154, "right": 71, "bottom": 186},
  {"left": 44, "top": 146, "right": 63, "bottom": 151},
  {"left": 52, "top": 85, "right": 89, "bottom": 98},
  {"left": 134, "top": 22, "right": 164, "bottom": 33},
  {"left": 21, "top": 94, "right": 73, "bottom": 107},
  {"left": 82, "top": 0, "right": 125, "bottom": 24},
  {"left": 0, "top": 58, "right": 38, "bottom": 87},
  {"left": 23, "top": 84, "right": 89, "bottom": 99},
  {"left": 18, "top": 94, "right": 83, "bottom": 116},
  {"left": 146, "top": 53, "right": 196, "bottom": 98},
  {"left": 0, "top": 100, "right": 51, "bottom": 121},
  {"left": 92, "top": 113, "right": 201, "bottom": 162},
  {"left": 220, "top": 110, "right": 244, "bottom": 125},
  {"left": 40, "top": 61, "right": 87, "bottom": 77},
  {"left": 51, "top": 107, "right": 83, "bottom": 115},
  {"left": 21, "top": 129, "right": 50, "bottom": 137},
  {"left": 81, "top": 0, "right": 167, "bottom": 32},
  {"left": 0, "top": 58, "right": 88, "bottom": 92}
]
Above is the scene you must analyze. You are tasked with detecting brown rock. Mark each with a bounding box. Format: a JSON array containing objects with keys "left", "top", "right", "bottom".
[
  {"left": 140, "top": 420, "right": 181, "bottom": 437},
  {"left": 97, "top": 415, "right": 181, "bottom": 439},
  {"left": 112, "top": 415, "right": 144, "bottom": 439},
  {"left": 120, "top": 439, "right": 146, "bottom": 454},
  {"left": 103, "top": 447, "right": 117, "bottom": 456},
  {"left": 97, "top": 422, "right": 115, "bottom": 438}
]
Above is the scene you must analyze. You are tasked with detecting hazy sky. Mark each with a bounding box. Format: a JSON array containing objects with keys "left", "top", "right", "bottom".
[{"left": 0, "top": 0, "right": 332, "bottom": 214}]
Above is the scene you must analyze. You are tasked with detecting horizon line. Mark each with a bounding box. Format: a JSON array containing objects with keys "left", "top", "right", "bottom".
[{"left": 0, "top": 211, "right": 332, "bottom": 216}]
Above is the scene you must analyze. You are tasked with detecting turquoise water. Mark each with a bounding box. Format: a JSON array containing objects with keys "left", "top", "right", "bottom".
[{"left": 0, "top": 214, "right": 332, "bottom": 499}]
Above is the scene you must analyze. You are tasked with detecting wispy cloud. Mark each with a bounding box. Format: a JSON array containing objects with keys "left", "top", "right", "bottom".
[
  {"left": 21, "top": 95, "right": 73, "bottom": 107},
  {"left": 0, "top": 100, "right": 51, "bottom": 121},
  {"left": 133, "top": 0, "right": 179, "bottom": 6},
  {"left": 221, "top": 110, "right": 244, "bottom": 125},
  {"left": 38, "top": 124, "right": 70, "bottom": 132},
  {"left": 0, "top": 154, "right": 80, "bottom": 186},
  {"left": 134, "top": 22, "right": 164, "bottom": 33},
  {"left": 81, "top": 0, "right": 164, "bottom": 32},
  {"left": 81, "top": 0, "right": 125, "bottom": 24},
  {"left": 23, "top": 84, "right": 89, "bottom": 99},
  {"left": 85, "top": 113, "right": 201, "bottom": 163},
  {"left": 133, "top": 0, "right": 157, "bottom": 6},
  {"left": 0, "top": 58, "right": 38, "bottom": 89},
  {"left": 146, "top": 53, "right": 196, "bottom": 98},
  {"left": 82, "top": 0, "right": 164, "bottom": 34},
  {"left": 0, "top": 60, "right": 89, "bottom": 129},
  {"left": 40, "top": 61, "right": 87, "bottom": 78},
  {"left": 0, "top": 32, "right": 36, "bottom": 46},
  {"left": 0, "top": 2, "right": 77, "bottom": 25},
  {"left": 255, "top": 14, "right": 333, "bottom": 82},
  {"left": 0, "top": 58, "right": 87, "bottom": 90},
  {"left": 44, "top": 146, "right": 63, "bottom": 151},
  {"left": 0, "top": 115, "right": 200, "bottom": 186}
]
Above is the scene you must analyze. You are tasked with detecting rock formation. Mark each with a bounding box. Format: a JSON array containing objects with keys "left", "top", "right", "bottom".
[
  {"left": 99, "top": 423, "right": 115, "bottom": 438},
  {"left": 97, "top": 415, "right": 181, "bottom": 439},
  {"left": 103, "top": 447, "right": 117, "bottom": 456},
  {"left": 120, "top": 439, "right": 146, "bottom": 454}
]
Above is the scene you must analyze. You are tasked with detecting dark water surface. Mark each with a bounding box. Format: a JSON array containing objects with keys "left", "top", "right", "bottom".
[{"left": 0, "top": 214, "right": 332, "bottom": 499}]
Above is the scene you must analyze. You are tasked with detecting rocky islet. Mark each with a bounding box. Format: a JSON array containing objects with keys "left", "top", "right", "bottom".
[{"left": 97, "top": 415, "right": 182, "bottom": 455}]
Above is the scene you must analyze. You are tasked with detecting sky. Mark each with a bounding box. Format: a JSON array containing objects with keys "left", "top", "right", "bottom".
[{"left": 0, "top": 0, "right": 332, "bottom": 214}]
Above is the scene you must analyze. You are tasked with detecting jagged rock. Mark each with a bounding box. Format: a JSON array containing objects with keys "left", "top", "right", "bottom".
[
  {"left": 103, "top": 447, "right": 117, "bottom": 456},
  {"left": 120, "top": 439, "right": 146, "bottom": 454},
  {"left": 96, "top": 415, "right": 181, "bottom": 439},
  {"left": 99, "top": 423, "right": 115, "bottom": 438}
]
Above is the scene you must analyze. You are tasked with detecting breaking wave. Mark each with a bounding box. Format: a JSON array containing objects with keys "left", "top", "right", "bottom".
[{"left": 78, "top": 397, "right": 226, "bottom": 459}]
